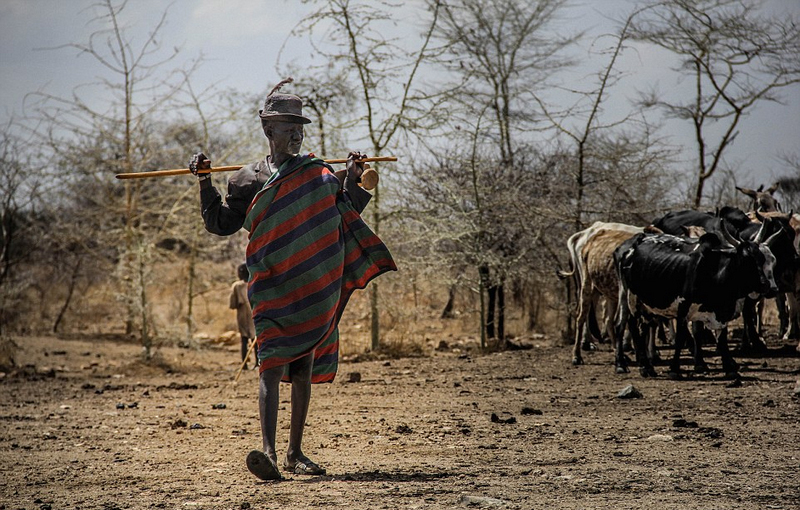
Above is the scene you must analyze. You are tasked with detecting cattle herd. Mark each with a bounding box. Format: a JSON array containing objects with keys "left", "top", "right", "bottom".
[{"left": 559, "top": 184, "right": 800, "bottom": 380}]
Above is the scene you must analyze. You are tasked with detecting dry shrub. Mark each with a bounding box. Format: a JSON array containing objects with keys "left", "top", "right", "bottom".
[
  {"left": 0, "top": 336, "right": 20, "bottom": 371},
  {"left": 8, "top": 249, "right": 575, "bottom": 360}
]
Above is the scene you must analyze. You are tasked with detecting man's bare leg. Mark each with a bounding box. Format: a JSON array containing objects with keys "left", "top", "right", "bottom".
[
  {"left": 259, "top": 365, "right": 284, "bottom": 462},
  {"left": 246, "top": 365, "right": 284, "bottom": 480},
  {"left": 284, "top": 353, "right": 325, "bottom": 475}
]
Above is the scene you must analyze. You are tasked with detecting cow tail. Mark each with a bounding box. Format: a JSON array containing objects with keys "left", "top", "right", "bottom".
[{"left": 557, "top": 233, "right": 580, "bottom": 280}]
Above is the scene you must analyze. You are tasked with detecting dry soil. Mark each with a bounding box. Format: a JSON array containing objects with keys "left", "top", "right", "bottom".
[{"left": 1, "top": 333, "right": 799, "bottom": 510}]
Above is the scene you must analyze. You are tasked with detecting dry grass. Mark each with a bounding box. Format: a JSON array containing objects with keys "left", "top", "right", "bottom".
[{"left": 6, "top": 258, "right": 651, "bottom": 358}]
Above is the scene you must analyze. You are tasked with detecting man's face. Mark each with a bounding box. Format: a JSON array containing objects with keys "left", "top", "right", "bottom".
[{"left": 266, "top": 121, "right": 304, "bottom": 155}]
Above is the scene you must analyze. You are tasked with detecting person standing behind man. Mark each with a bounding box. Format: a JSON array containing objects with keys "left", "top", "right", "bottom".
[
  {"left": 189, "top": 78, "right": 396, "bottom": 480},
  {"left": 230, "top": 263, "right": 256, "bottom": 370}
]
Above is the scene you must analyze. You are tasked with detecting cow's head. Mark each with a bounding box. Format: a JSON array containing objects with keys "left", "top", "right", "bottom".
[
  {"left": 710, "top": 229, "right": 779, "bottom": 299},
  {"left": 736, "top": 183, "right": 781, "bottom": 213}
]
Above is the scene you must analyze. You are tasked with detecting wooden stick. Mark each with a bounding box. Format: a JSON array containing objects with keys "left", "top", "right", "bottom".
[
  {"left": 114, "top": 156, "right": 397, "bottom": 180},
  {"left": 233, "top": 338, "right": 258, "bottom": 383}
]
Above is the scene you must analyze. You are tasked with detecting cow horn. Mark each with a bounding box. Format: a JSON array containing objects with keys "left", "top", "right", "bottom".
[
  {"left": 736, "top": 186, "right": 757, "bottom": 199},
  {"left": 720, "top": 221, "right": 741, "bottom": 247},
  {"left": 764, "top": 230, "right": 782, "bottom": 247},
  {"left": 753, "top": 218, "right": 769, "bottom": 244},
  {"left": 755, "top": 210, "right": 766, "bottom": 223}
]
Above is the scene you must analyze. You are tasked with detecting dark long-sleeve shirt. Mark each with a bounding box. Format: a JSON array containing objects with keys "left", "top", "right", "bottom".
[{"left": 200, "top": 156, "right": 372, "bottom": 236}]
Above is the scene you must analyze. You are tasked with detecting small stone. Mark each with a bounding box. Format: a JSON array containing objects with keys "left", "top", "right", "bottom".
[
  {"left": 171, "top": 419, "right": 187, "bottom": 429},
  {"left": 346, "top": 372, "right": 362, "bottom": 383},
  {"left": 212, "top": 403, "right": 227, "bottom": 410},
  {"left": 459, "top": 494, "right": 506, "bottom": 507},
  {"left": 115, "top": 403, "right": 125, "bottom": 410},
  {"left": 521, "top": 407, "right": 543, "bottom": 416},
  {"left": 701, "top": 427, "right": 724, "bottom": 439},
  {"left": 189, "top": 423, "right": 206, "bottom": 430},
  {"left": 617, "top": 385, "right": 643, "bottom": 399},
  {"left": 647, "top": 434, "right": 674, "bottom": 442},
  {"left": 490, "top": 413, "right": 516, "bottom": 424}
]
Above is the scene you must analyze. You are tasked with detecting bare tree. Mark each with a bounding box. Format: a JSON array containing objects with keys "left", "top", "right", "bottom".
[
  {"left": 288, "top": 0, "right": 441, "bottom": 351},
  {"left": 628, "top": 0, "right": 800, "bottom": 208},
  {"left": 429, "top": 0, "right": 580, "bottom": 166},
  {"left": 0, "top": 122, "right": 45, "bottom": 334},
  {"left": 418, "top": 0, "right": 578, "bottom": 340},
  {"left": 25, "top": 0, "right": 205, "bottom": 357}
]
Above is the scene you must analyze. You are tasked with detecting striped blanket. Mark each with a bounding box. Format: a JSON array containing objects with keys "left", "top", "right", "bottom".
[{"left": 243, "top": 155, "right": 396, "bottom": 383}]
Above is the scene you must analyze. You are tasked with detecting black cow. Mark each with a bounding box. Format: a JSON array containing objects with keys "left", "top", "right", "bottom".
[
  {"left": 651, "top": 206, "right": 752, "bottom": 238},
  {"left": 652, "top": 208, "right": 798, "bottom": 351},
  {"left": 614, "top": 228, "right": 778, "bottom": 379}
]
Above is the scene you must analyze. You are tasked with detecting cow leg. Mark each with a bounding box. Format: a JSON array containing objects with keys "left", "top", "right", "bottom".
[
  {"left": 716, "top": 326, "right": 739, "bottom": 378},
  {"left": 572, "top": 286, "right": 589, "bottom": 366},
  {"left": 741, "top": 297, "right": 768, "bottom": 353},
  {"left": 657, "top": 319, "right": 670, "bottom": 346},
  {"left": 635, "top": 319, "right": 657, "bottom": 378},
  {"left": 622, "top": 327, "right": 633, "bottom": 353},
  {"left": 572, "top": 286, "right": 594, "bottom": 365},
  {"left": 603, "top": 299, "right": 616, "bottom": 345},
  {"left": 647, "top": 322, "right": 662, "bottom": 364},
  {"left": 668, "top": 319, "right": 691, "bottom": 380},
  {"left": 785, "top": 291, "right": 800, "bottom": 342},
  {"left": 614, "top": 293, "right": 631, "bottom": 374},
  {"left": 615, "top": 313, "right": 639, "bottom": 374},
  {"left": 690, "top": 322, "right": 711, "bottom": 374},
  {"left": 775, "top": 293, "right": 788, "bottom": 339}
]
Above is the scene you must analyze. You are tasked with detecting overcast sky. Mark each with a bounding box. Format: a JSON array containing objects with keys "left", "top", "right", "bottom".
[{"left": 1, "top": 0, "right": 798, "bottom": 186}]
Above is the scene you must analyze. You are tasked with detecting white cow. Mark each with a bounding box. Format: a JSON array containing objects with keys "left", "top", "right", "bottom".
[{"left": 558, "top": 222, "right": 643, "bottom": 366}]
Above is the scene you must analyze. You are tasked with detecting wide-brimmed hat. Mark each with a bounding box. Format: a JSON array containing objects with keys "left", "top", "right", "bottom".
[{"left": 258, "top": 92, "right": 311, "bottom": 124}]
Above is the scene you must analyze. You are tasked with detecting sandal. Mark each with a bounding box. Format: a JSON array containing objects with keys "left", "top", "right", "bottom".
[
  {"left": 246, "top": 450, "right": 282, "bottom": 481},
  {"left": 283, "top": 459, "right": 326, "bottom": 476}
]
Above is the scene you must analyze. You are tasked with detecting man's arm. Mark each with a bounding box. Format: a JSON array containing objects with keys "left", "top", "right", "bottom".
[
  {"left": 200, "top": 177, "right": 249, "bottom": 236},
  {"left": 343, "top": 175, "right": 372, "bottom": 214},
  {"left": 191, "top": 153, "right": 264, "bottom": 236},
  {"left": 229, "top": 282, "right": 239, "bottom": 309},
  {"left": 341, "top": 151, "right": 373, "bottom": 214}
]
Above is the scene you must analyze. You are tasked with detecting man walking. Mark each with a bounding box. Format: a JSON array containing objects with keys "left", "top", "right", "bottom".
[{"left": 190, "top": 79, "right": 396, "bottom": 480}]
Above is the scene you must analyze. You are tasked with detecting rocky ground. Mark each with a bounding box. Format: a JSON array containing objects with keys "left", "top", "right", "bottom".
[{"left": 1, "top": 333, "right": 799, "bottom": 510}]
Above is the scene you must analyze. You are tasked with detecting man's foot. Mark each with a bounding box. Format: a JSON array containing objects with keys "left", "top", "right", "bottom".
[
  {"left": 246, "top": 450, "right": 282, "bottom": 481},
  {"left": 283, "top": 457, "right": 326, "bottom": 476}
]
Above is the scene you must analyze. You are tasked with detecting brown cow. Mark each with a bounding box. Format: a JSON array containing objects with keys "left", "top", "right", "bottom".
[
  {"left": 745, "top": 211, "right": 800, "bottom": 344},
  {"left": 558, "top": 222, "right": 642, "bottom": 366},
  {"left": 737, "top": 183, "right": 781, "bottom": 213}
]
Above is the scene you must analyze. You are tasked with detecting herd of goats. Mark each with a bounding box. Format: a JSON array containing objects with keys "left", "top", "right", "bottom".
[{"left": 558, "top": 184, "right": 800, "bottom": 380}]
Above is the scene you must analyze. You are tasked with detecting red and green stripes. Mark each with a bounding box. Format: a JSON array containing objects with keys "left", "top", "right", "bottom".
[{"left": 243, "top": 156, "right": 396, "bottom": 383}]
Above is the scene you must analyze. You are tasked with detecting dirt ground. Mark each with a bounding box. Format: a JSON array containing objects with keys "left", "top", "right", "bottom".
[{"left": 1, "top": 332, "right": 799, "bottom": 510}]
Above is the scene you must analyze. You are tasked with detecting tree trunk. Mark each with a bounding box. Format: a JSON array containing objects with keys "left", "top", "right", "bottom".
[
  {"left": 497, "top": 282, "right": 505, "bottom": 341},
  {"left": 441, "top": 285, "right": 456, "bottom": 319},
  {"left": 53, "top": 259, "right": 82, "bottom": 334}
]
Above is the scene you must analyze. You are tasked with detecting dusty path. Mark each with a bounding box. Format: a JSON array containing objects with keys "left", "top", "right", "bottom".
[{"left": 1, "top": 335, "right": 799, "bottom": 509}]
